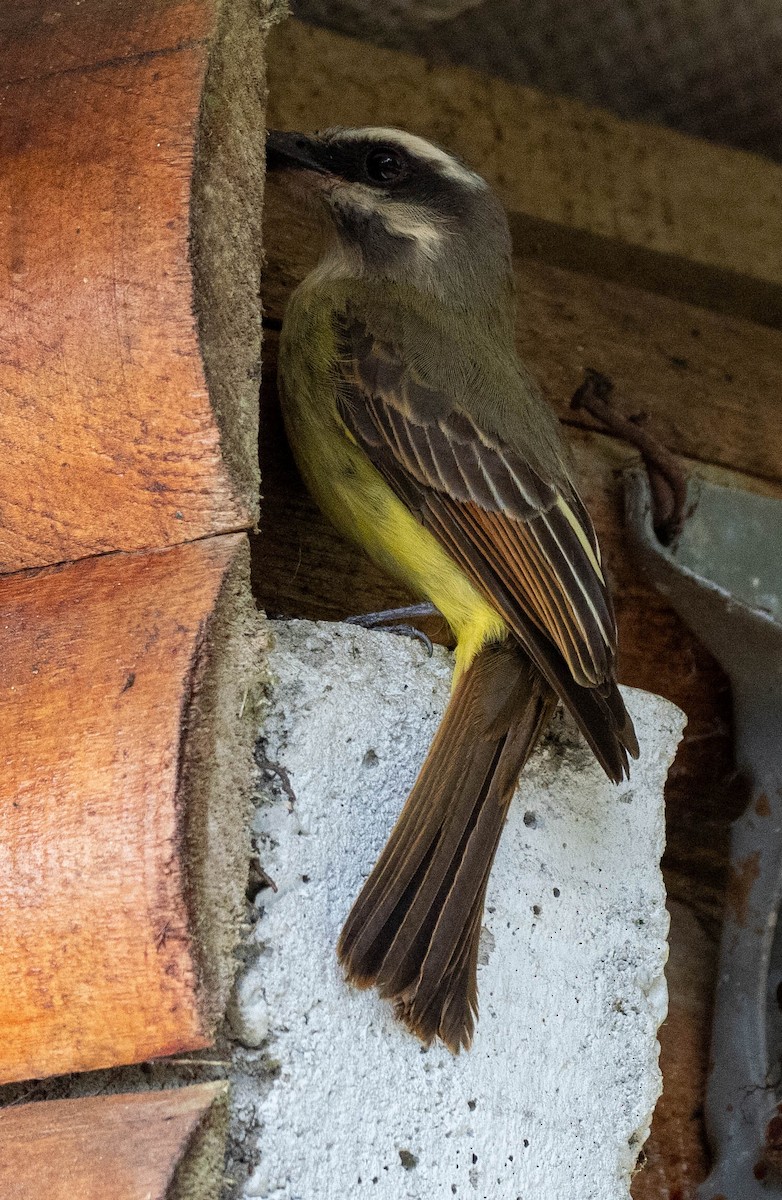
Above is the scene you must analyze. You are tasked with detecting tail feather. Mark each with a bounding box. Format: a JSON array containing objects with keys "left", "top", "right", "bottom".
[
  {"left": 337, "top": 640, "right": 555, "bottom": 1051},
  {"left": 348, "top": 739, "right": 497, "bottom": 972}
]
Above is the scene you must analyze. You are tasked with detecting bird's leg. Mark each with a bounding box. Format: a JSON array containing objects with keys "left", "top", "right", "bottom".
[{"left": 345, "top": 602, "right": 440, "bottom": 656}]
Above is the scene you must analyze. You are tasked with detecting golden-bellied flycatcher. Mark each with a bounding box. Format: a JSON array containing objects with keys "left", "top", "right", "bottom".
[{"left": 266, "top": 127, "right": 638, "bottom": 1052}]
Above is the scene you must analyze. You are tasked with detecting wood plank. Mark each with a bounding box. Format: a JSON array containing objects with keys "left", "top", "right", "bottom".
[
  {"left": 0, "top": 535, "right": 263, "bottom": 1083},
  {"left": 0, "top": 0, "right": 266, "bottom": 573},
  {"left": 516, "top": 258, "right": 782, "bottom": 487},
  {"left": 267, "top": 20, "right": 782, "bottom": 327},
  {"left": 0, "top": 1084, "right": 227, "bottom": 1200},
  {"left": 0, "top": 0, "right": 215, "bottom": 84}
]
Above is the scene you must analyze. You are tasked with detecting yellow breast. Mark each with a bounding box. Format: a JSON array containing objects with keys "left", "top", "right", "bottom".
[{"left": 278, "top": 294, "right": 507, "bottom": 680}]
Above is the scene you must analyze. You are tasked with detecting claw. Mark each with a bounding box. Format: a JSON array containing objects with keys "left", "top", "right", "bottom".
[
  {"left": 385, "top": 624, "right": 434, "bottom": 657},
  {"left": 345, "top": 603, "right": 439, "bottom": 657}
]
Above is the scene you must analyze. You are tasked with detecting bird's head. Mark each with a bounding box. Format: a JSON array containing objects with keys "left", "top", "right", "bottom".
[{"left": 266, "top": 126, "right": 513, "bottom": 308}]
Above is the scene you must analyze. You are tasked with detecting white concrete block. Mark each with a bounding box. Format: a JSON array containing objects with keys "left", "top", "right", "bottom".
[{"left": 232, "top": 619, "right": 684, "bottom": 1200}]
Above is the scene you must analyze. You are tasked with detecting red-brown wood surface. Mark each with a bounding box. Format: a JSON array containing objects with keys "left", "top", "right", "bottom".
[
  {"left": 0, "top": 0, "right": 258, "bottom": 573},
  {"left": 0, "top": 535, "right": 247, "bottom": 1083},
  {"left": 0, "top": 0, "right": 215, "bottom": 83},
  {"left": 0, "top": 1084, "right": 226, "bottom": 1199}
]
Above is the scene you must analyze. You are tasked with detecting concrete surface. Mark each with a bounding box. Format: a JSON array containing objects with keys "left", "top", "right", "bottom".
[{"left": 229, "top": 619, "right": 685, "bottom": 1200}]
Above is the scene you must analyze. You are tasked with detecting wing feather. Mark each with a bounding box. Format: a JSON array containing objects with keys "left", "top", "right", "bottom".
[{"left": 334, "top": 311, "right": 638, "bottom": 778}]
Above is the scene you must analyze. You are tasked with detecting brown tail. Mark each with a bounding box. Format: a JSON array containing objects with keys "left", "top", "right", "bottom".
[{"left": 337, "top": 639, "right": 556, "bottom": 1052}]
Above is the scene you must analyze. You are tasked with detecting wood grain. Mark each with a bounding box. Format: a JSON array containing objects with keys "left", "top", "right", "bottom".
[
  {"left": 0, "top": 1083, "right": 227, "bottom": 1199},
  {"left": 0, "top": 0, "right": 266, "bottom": 573},
  {"left": 267, "top": 19, "right": 782, "bottom": 322},
  {"left": 0, "top": 0, "right": 215, "bottom": 84},
  {"left": 0, "top": 535, "right": 261, "bottom": 1083}
]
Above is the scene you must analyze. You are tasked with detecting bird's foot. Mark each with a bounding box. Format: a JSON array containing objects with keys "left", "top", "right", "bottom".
[{"left": 345, "top": 603, "right": 439, "bottom": 657}]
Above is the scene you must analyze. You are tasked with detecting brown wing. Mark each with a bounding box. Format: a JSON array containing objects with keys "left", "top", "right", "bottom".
[{"left": 335, "top": 313, "right": 638, "bottom": 781}]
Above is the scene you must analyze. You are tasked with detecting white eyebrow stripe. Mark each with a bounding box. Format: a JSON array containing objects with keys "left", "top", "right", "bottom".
[{"left": 338, "top": 126, "right": 486, "bottom": 189}]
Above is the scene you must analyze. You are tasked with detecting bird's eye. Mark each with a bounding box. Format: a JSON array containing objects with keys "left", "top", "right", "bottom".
[{"left": 364, "top": 147, "right": 406, "bottom": 183}]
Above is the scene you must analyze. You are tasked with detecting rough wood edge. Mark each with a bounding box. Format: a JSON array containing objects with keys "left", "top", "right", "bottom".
[
  {"left": 190, "top": 0, "right": 285, "bottom": 524},
  {"left": 0, "top": 537, "right": 264, "bottom": 1082},
  {"left": 182, "top": 537, "right": 269, "bottom": 1031},
  {"left": 0, "top": 1083, "right": 229, "bottom": 1200},
  {"left": 169, "top": 1082, "right": 230, "bottom": 1200}
]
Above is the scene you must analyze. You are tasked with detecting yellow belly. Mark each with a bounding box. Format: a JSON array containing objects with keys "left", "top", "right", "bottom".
[{"left": 279, "top": 325, "right": 506, "bottom": 681}]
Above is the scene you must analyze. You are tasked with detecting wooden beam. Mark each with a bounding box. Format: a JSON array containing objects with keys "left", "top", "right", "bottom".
[
  {"left": 0, "top": 535, "right": 263, "bottom": 1083},
  {"left": 0, "top": 1, "right": 215, "bottom": 83},
  {"left": 0, "top": 1084, "right": 228, "bottom": 1200},
  {"left": 0, "top": 0, "right": 267, "bottom": 573},
  {"left": 267, "top": 19, "right": 782, "bottom": 328}
]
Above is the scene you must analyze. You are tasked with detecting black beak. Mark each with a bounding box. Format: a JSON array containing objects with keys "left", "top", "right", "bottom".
[{"left": 266, "top": 130, "right": 329, "bottom": 176}]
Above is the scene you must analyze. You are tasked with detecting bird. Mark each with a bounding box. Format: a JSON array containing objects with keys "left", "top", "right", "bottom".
[{"left": 266, "top": 125, "right": 638, "bottom": 1052}]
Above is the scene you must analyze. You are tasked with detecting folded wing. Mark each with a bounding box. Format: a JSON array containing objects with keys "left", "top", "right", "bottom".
[{"left": 335, "top": 312, "right": 638, "bottom": 781}]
